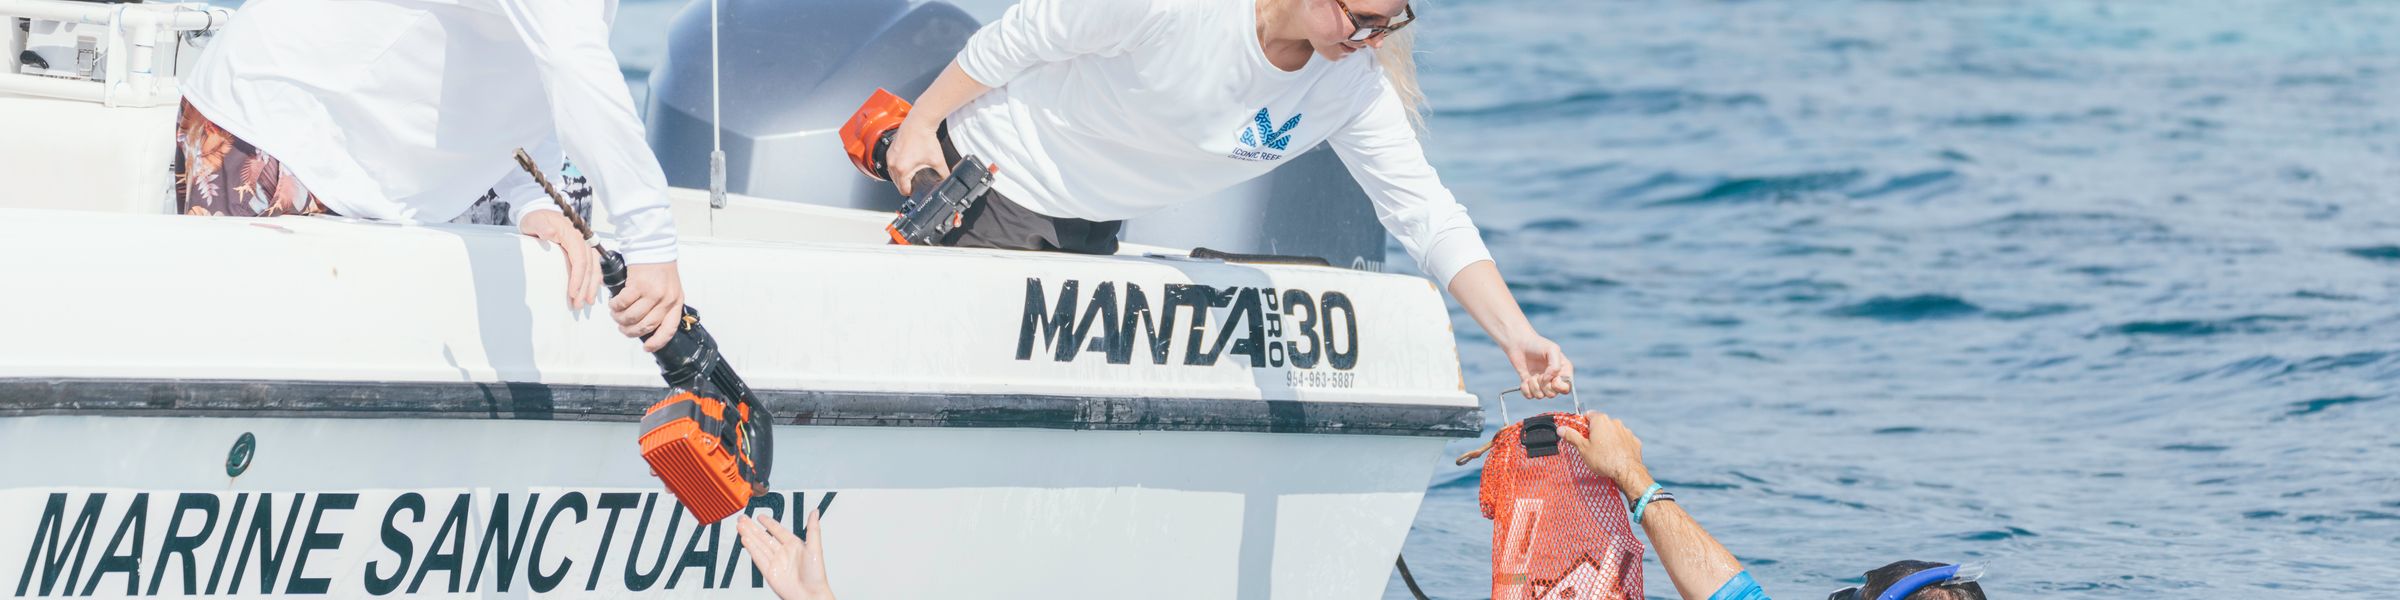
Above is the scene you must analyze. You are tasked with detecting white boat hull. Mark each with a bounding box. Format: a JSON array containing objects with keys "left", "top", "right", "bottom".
[
  {"left": 1, "top": 415, "right": 1447, "bottom": 598},
  {"left": 0, "top": 208, "right": 1481, "bottom": 598}
]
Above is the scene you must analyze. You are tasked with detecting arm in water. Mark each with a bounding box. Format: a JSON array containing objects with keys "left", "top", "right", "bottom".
[
  {"left": 1559, "top": 412, "right": 1767, "bottom": 600},
  {"left": 738, "top": 512, "right": 835, "bottom": 600}
]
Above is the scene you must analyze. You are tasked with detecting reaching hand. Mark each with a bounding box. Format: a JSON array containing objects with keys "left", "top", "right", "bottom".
[
  {"left": 609, "top": 261, "right": 687, "bottom": 352},
  {"left": 517, "top": 210, "right": 599, "bottom": 310},
  {"left": 886, "top": 119, "right": 949, "bottom": 196},
  {"left": 1559, "top": 411, "right": 1654, "bottom": 497},
  {"left": 738, "top": 511, "right": 833, "bottom": 600},
  {"left": 1501, "top": 331, "right": 1575, "bottom": 399}
]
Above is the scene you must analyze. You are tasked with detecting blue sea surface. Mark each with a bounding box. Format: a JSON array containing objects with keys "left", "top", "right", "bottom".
[
  {"left": 599, "top": 0, "right": 2400, "bottom": 597},
  {"left": 1389, "top": 1, "right": 2400, "bottom": 598}
]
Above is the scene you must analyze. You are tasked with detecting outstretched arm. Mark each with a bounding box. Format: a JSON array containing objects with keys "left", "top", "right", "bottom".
[
  {"left": 1448, "top": 262, "right": 1574, "bottom": 398},
  {"left": 495, "top": 0, "right": 685, "bottom": 351},
  {"left": 1329, "top": 77, "right": 1573, "bottom": 398}
]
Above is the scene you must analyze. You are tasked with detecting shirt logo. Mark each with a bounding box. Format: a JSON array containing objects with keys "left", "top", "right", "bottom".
[{"left": 1231, "top": 108, "right": 1302, "bottom": 161}]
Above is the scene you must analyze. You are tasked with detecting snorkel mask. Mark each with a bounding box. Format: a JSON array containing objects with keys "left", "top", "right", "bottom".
[{"left": 1827, "top": 563, "right": 1986, "bottom": 600}]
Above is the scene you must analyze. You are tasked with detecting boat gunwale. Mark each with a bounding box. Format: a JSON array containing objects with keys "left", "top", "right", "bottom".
[{"left": 0, "top": 377, "right": 1484, "bottom": 438}]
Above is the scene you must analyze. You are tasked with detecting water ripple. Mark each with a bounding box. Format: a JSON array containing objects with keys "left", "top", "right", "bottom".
[
  {"left": 1828, "top": 295, "right": 1983, "bottom": 322},
  {"left": 2105, "top": 315, "right": 2304, "bottom": 337}
]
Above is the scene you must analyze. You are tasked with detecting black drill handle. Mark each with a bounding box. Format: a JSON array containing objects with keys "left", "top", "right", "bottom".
[
  {"left": 515, "top": 148, "right": 771, "bottom": 494},
  {"left": 599, "top": 248, "right": 632, "bottom": 297},
  {"left": 870, "top": 123, "right": 952, "bottom": 195},
  {"left": 597, "top": 249, "right": 707, "bottom": 389},
  {"left": 908, "top": 169, "right": 943, "bottom": 199},
  {"left": 599, "top": 246, "right": 772, "bottom": 491}
]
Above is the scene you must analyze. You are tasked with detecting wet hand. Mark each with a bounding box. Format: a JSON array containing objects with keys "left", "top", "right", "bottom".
[
  {"left": 609, "top": 261, "right": 687, "bottom": 352},
  {"left": 1559, "top": 411, "right": 1653, "bottom": 496},
  {"left": 886, "top": 119, "right": 948, "bottom": 197},
  {"left": 518, "top": 210, "right": 598, "bottom": 310},
  {"left": 738, "top": 511, "right": 833, "bottom": 600},
  {"left": 1500, "top": 331, "right": 1574, "bottom": 399}
]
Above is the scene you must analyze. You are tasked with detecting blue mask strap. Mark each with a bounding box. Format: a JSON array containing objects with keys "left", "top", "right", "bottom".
[{"left": 1874, "top": 565, "right": 1959, "bottom": 600}]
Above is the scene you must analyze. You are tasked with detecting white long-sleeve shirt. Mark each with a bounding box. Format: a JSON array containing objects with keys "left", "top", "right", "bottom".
[
  {"left": 949, "top": 0, "right": 1493, "bottom": 286},
  {"left": 181, "top": 0, "right": 677, "bottom": 263}
]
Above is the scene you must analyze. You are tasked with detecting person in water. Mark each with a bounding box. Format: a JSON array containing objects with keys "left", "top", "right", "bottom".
[
  {"left": 1560, "top": 411, "right": 1992, "bottom": 600},
  {"left": 175, "top": 0, "right": 687, "bottom": 351},
  {"left": 884, "top": 0, "right": 1575, "bottom": 399}
]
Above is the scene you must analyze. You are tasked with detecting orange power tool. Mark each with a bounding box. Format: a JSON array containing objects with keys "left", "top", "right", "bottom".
[
  {"left": 511, "top": 150, "right": 773, "bottom": 525},
  {"left": 840, "top": 88, "right": 998, "bottom": 246}
]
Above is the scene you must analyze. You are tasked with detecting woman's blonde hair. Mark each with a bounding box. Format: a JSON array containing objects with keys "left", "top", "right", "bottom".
[{"left": 1374, "top": 27, "right": 1427, "bottom": 131}]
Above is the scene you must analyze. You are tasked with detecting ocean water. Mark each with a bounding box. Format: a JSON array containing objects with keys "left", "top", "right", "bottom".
[
  {"left": 1388, "top": 1, "right": 2400, "bottom": 598},
  {"left": 603, "top": 0, "right": 2400, "bottom": 597},
  {"left": 210, "top": 0, "right": 2396, "bottom": 596}
]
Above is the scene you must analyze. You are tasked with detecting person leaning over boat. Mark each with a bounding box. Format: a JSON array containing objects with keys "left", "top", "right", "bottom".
[
  {"left": 885, "top": 0, "right": 1574, "bottom": 398},
  {"left": 1559, "top": 411, "right": 1994, "bottom": 600},
  {"left": 173, "top": 0, "right": 687, "bottom": 351}
]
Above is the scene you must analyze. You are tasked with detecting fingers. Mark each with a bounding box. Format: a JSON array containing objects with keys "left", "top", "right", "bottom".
[
  {"left": 1512, "top": 357, "right": 1544, "bottom": 401},
  {"left": 1521, "top": 367, "right": 1553, "bottom": 400},
  {"left": 563, "top": 241, "right": 595, "bottom": 310},
  {"left": 896, "top": 163, "right": 950, "bottom": 197},
  {"left": 608, "top": 282, "right": 644, "bottom": 313},
  {"left": 641, "top": 297, "right": 683, "bottom": 352},
  {"left": 537, "top": 228, "right": 594, "bottom": 312},
  {"left": 890, "top": 127, "right": 951, "bottom": 197},
  {"left": 1584, "top": 411, "right": 1620, "bottom": 435},
  {"left": 613, "top": 293, "right": 659, "bottom": 330},
  {"left": 803, "top": 506, "right": 823, "bottom": 547},
  {"left": 1520, "top": 348, "right": 1556, "bottom": 400},
  {"left": 799, "top": 507, "right": 828, "bottom": 589},
  {"left": 1544, "top": 349, "right": 1575, "bottom": 394},
  {"left": 765, "top": 509, "right": 803, "bottom": 548},
  {"left": 737, "top": 516, "right": 785, "bottom": 567},
  {"left": 1558, "top": 425, "right": 1589, "bottom": 450},
  {"left": 575, "top": 243, "right": 599, "bottom": 309}
]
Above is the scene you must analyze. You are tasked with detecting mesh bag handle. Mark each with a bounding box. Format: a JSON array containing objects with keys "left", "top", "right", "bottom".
[{"left": 1496, "top": 386, "right": 1584, "bottom": 424}]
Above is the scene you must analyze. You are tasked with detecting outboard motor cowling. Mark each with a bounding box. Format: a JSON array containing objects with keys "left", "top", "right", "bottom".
[{"left": 646, "top": 0, "right": 1388, "bottom": 271}]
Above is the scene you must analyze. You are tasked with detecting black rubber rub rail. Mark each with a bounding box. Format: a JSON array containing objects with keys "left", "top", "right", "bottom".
[{"left": 0, "top": 377, "right": 1483, "bottom": 438}]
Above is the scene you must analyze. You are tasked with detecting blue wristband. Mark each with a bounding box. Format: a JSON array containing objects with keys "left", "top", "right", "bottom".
[{"left": 1631, "top": 483, "right": 1665, "bottom": 524}]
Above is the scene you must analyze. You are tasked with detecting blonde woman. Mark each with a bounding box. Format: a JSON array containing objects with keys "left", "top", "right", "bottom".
[{"left": 887, "top": 0, "right": 1574, "bottom": 398}]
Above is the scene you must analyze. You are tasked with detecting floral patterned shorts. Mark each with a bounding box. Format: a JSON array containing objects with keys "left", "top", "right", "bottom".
[{"left": 173, "top": 101, "right": 590, "bottom": 224}]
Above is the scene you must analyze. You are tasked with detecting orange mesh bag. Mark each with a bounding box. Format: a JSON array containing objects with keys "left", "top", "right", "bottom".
[{"left": 1477, "top": 412, "right": 1646, "bottom": 600}]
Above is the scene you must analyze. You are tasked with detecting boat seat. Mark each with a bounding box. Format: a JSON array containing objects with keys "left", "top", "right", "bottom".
[{"left": 0, "top": 92, "right": 179, "bottom": 215}]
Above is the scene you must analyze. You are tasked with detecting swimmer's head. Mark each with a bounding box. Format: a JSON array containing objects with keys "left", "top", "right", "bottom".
[{"left": 1828, "top": 560, "right": 1989, "bottom": 600}]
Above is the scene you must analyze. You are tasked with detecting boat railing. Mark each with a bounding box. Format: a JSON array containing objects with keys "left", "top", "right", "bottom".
[{"left": 0, "top": 0, "right": 230, "bottom": 107}]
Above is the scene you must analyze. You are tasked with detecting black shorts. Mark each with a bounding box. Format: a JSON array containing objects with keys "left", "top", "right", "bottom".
[{"left": 929, "top": 124, "right": 1123, "bottom": 255}]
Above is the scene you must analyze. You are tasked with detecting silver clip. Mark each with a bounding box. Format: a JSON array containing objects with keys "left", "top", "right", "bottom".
[{"left": 1495, "top": 385, "right": 1584, "bottom": 424}]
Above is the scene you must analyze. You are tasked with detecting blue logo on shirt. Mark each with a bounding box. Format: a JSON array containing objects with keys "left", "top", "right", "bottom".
[{"left": 1238, "top": 108, "right": 1303, "bottom": 151}]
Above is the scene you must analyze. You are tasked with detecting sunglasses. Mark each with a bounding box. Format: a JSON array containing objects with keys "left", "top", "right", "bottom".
[{"left": 1330, "top": 0, "right": 1415, "bottom": 43}]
